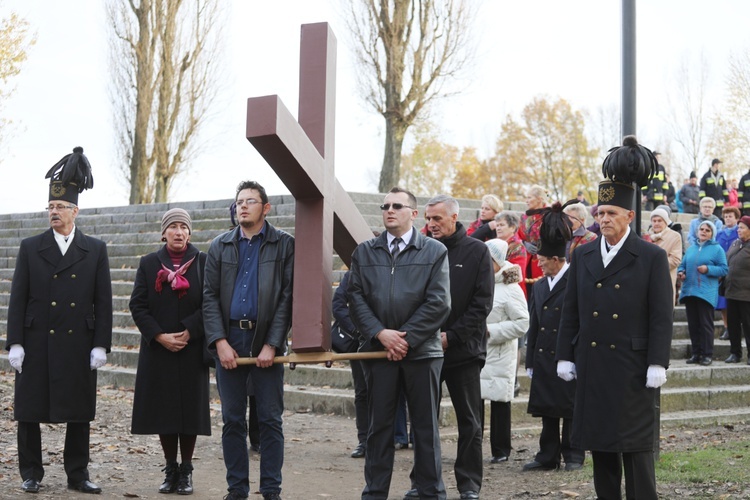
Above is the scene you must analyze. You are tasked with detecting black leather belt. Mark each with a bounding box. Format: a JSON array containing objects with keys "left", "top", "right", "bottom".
[{"left": 229, "top": 319, "right": 255, "bottom": 330}]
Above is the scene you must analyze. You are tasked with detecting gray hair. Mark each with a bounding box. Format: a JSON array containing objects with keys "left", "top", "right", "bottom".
[
  {"left": 700, "top": 196, "right": 716, "bottom": 209},
  {"left": 426, "top": 194, "right": 460, "bottom": 216},
  {"left": 563, "top": 202, "right": 588, "bottom": 222},
  {"left": 495, "top": 211, "right": 520, "bottom": 229}
]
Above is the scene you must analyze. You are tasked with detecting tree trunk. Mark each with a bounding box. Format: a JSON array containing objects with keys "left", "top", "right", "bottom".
[{"left": 378, "top": 117, "right": 408, "bottom": 192}]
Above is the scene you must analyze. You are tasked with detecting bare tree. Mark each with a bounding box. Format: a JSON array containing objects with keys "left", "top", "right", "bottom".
[
  {"left": 0, "top": 4, "right": 35, "bottom": 155},
  {"left": 106, "top": 0, "right": 224, "bottom": 204},
  {"left": 663, "top": 54, "right": 710, "bottom": 178},
  {"left": 344, "top": 0, "right": 475, "bottom": 192}
]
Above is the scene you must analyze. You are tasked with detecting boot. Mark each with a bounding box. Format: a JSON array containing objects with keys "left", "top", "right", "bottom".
[
  {"left": 159, "top": 461, "right": 180, "bottom": 494},
  {"left": 176, "top": 462, "right": 193, "bottom": 495}
]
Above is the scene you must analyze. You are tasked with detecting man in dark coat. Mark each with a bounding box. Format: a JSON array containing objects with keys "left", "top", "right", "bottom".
[
  {"left": 524, "top": 203, "right": 584, "bottom": 472},
  {"left": 556, "top": 179, "right": 673, "bottom": 500},
  {"left": 407, "top": 195, "right": 493, "bottom": 500},
  {"left": 700, "top": 158, "right": 729, "bottom": 217},
  {"left": 6, "top": 148, "right": 112, "bottom": 494}
]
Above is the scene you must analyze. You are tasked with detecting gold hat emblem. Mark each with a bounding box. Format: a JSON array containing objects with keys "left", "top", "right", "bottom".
[
  {"left": 599, "top": 185, "right": 615, "bottom": 203},
  {"left": 50, "top": 182, "right": 66, "bottom": 198}
]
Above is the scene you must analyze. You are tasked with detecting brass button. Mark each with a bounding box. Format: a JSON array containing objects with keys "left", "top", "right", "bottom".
[
  {"left": 70, "top": 303, "right": 76, "bottom": 308},
  {"left": 553, "top": 329, "right": 557, "bottom": 333},
  {"left": 615, "top": 284, "right": 620, "bottom": 289},
  {"left": 539, "top": 348, "right": 543, "bottom": 352},
  {"left": 51, "top": 301, "right": 57, "bottom": 307},
  {"left": 591, "top": 341, "right": 597, "bottom": 347},
  {"left": 551, "top": 350, "right": 555, "bottom": 354},
  {"left": 71, "top": 274, "right": 77, "bottom": 279},
  {"left": 68, "top": 330, "right": 73, "bottom": 335},
  {"left": 49, "top": 329, "right": 55, "bottom": 335},
  {"left": 540, "top": 327, "right": 545, "bottom": 331},
  {"left": 596, "top": 283, "right": 602, "bottom": 288},
  {"left": 593, "top": 311, "right": 599, "bottom": 317},
  {"left": 610, "top": 344, "right": 616, "bottom": 350},
  {"left": 612, "top": 314, "right": 618, "bottom": 319},
  {"left": 543, "top": 306, "right": 548, "bottom": 310},
  {"left": 554, "top": 307, "right": 560, "bottom": 311},
  {"left": 53, "top": 274, "right": 58, "bottom": 279}
]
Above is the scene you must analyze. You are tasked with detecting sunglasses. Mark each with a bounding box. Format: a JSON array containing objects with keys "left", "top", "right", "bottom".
[{"left": 380, "top": 203, "right": 413, "bottom": 211}]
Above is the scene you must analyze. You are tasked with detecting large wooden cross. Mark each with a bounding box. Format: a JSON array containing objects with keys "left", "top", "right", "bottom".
[{"left": 244, "top": 22, "right": 375, "bottom": 360}]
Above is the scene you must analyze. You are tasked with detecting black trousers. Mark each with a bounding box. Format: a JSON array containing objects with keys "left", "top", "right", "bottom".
[
  {"left": 350, "top": 359, "right": 369, "bottom": 445},
  {"left": 18, "top": 421, "right": 90, "bottom": 483},
  {"left": 362, "top": 358, "right": 445, "bottom": 500},
  {"left": 440, "top": 362, "right": 483, "bottom": 493},
  {"left": 535, "top": 416, "right": 584, "bottom": 467},
  {"left": 485, "top": 401, "right": 511, "bottom": 458},
  {"left": 591, "top": 450, "right": 657, "bottom": 500},
  {"left": 684, "top": 296, "right": 715, "bottom": 357},
  {"left": 726, "top": 298, "right": 750, "bottom": 358}
]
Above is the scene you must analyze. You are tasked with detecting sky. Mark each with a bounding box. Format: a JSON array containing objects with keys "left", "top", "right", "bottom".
[{"left": 1, "top": 0, "right": 749, "bottom": 215}]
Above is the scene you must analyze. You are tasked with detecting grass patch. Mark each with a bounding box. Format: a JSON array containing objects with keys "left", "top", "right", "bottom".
[{"left": 656, "top": 440, "right": 750, "bottom": 484}]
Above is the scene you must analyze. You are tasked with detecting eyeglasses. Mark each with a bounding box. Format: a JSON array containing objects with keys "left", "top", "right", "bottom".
[
  {"left": 46, "top": 204, "right": 75, "bottom": 211},
  {"left": 380, "top": 203, "right": 413, "bottom": 211},
  {"left": 235, "top": 199, "right": 262, "bottom": 207}
]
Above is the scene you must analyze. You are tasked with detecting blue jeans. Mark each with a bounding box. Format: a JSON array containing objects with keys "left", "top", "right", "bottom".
[{"left": 215, "top": 327, "right": 284, "bottom": 496}]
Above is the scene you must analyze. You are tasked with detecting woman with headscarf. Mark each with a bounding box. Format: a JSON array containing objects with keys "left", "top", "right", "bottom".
[
  {"left": 646, "top": 207, "right": 683, "bottom": 304},
  {"left": 130, "top": 209, "right": 210, "bottom": 495},
  {"left": 494, "top": 211, "right": 529, "bottom": 296},
  {"left": 480, "top": 238, "right": 529, "bottom": 464},
  {"left": 467, "top": 194, "right": 503, "bottom": 241},
  {"left": 677, "top": 220, "right": 728, "bottom": 366},
  {"left": 723, "top": 215, "right": 750, "bottom": 363}
]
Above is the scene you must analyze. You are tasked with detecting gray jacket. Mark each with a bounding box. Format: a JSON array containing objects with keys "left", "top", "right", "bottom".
[
  {"left": 203, "top": 222, "right": 294, "bottom": 357},
  {"left": 348, "top": 230, "right": 451, "bottom": 360}
]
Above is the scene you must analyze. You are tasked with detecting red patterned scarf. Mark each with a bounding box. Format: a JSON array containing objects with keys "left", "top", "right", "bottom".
[{"left": 155, "top": 256, "right": 196, "bottom": 298}]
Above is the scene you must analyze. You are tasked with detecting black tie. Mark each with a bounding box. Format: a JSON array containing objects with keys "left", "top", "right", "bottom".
[{"left": 391, "top": 237, "right": 403, "bottom": 260}]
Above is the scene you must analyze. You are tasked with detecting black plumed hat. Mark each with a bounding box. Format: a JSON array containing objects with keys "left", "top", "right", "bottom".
[
  {"left": 45, "top": 146, "right": 94, "bottom": 205},
  {"left": 526, "top": 201, "right": 574, "bottom": 258},
  {"left": 601, "top": 135, "right": 657, "bottom": 188},
  {"left": 597, "top": 180, "right": 635, "bottom": 210}
]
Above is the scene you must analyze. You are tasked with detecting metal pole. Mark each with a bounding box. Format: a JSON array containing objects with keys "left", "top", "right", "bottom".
[{"left": 622, "top": 0, "right": 640, "bottom": 235}]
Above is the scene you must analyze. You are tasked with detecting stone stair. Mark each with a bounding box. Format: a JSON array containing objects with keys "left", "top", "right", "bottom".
[{"left": 0, "top": 196, "right": 748, "bottom": 430}]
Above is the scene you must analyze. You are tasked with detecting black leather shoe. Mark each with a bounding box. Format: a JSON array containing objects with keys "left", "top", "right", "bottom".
[
  {"left": 67, "top": 480, "right": 102, "bottom": 494},
  {"left": 565, "top": 462, "right": 584, "bottom": 471},
  {"left": 725, "top": 354, "right": 741, "bottom": 363},
  {"left": 686, "top": 354, "right": 700, "bottom": 364},
  {"left": 159, "top": 461, "right": 180, "bottom": 493},
  {"left": 720, "top": 330, "right": 729, "bottom": 340},
  {"left": 262, "top": 493, "right": 281, "bottom": 500},
  {"left": 22, "top": 478, "right": 40, "bottom": 493},
  {"left": 699, "top": 356, "right": 713, "bottom": 366},
  {"left": 176, "top": 463, "right": 193, "bottom": 495},
  {"left": 403, "top": 489, "right": 419, "bottom": 499},
  {"left": 522, "top": 460, "right": 557, "bottom": 471},
  {"left": 490, "top": 455, "right": 508, "bottom": 463},
  {"left": 460, "top": 491, "right": 480, "bottom": 499},
  {"left": 351, "top": 442, "right": 366, "bottom": 458},
  {"left": 223, "top": 491, "right": 248, "bottom": 500}
]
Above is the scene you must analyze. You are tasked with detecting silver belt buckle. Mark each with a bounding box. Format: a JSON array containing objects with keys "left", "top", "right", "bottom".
[{"left": 239, "top": 319, "right": 253, "bottom": 330}]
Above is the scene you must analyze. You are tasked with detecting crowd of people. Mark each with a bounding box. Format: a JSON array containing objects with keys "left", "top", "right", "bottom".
[{"left": 4, "top": 144, "right": 747, "bottom": 500}]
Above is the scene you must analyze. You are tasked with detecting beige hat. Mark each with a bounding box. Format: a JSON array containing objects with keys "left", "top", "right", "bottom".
[{"left": 161, "top": 208, "right": 192, "bottom": 235}]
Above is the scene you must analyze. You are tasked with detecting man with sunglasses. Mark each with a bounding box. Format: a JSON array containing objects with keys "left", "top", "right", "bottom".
[
  {"left": 349, "top": 187, "right": 451, "bottom": 500},
  {"left": 203, "top": 180, "right": 294, "bottom": 500},
  {"left": 6, "top": 147, "right": 112, "bottom": 494}
]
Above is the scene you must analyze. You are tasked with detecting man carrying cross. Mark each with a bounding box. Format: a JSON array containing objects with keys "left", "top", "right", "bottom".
[{"left": 349, "top": 187, "right": 451, "bottom": 500}]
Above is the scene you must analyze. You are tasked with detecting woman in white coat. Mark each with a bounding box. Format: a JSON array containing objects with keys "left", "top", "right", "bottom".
[{"left": 480, "top": 238, "right": 529, "bottom": 462}]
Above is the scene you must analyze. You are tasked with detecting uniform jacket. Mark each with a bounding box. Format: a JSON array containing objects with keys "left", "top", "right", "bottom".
[
  {"left": 725, "top": 238, "right": 750, "bottom": 302},
  {"left": 349, "top": 230, "right": 451, "bottom": 360},
  {"left": 641, "top": 164, "right": 668, "bottom": 202},
  {"left": 556, "top": 231, "right": 673, "bottom": 452},
  {"left": 6, "top": 228, "right": 112, "bottom": 423},
  {"left": 526, "top": 267, "right": 576, "bottom": 418},
  {"left": 480, "top": 263, "right": 527, "bottom": 402},
  {"left": 203, "top": 222, "right": 294, "bottom": 357},
  {"left": 129, "top": 244, "right": 210, "bottom": 435},
  {"left": 699, "top": 170, "right": 729, "bottom": 208},
  {"left": 434, "top": 223, "right": 494, "bottom": 369},
  {"left": 739, "top": 171, "right": 750, "bottom": 214},
  {"left": 678, "top": 230, "right": 727, "bottom": 308}
]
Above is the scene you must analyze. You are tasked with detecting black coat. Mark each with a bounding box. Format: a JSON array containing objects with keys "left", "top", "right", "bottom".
[
  {"left": 435, "top": 223, "right": 494, "bottom": 369},
  {"left": 556, "top": 232, "right": 673, "bottom": 452},
  {"left": 6, "top": 228, "right": 112, "bottom": 423},
  {"left": 525, "top": 269, "right": 575, "bottom": 418},
  {"left": 129, "top": 244, "right": 210, "bottom": 435}
]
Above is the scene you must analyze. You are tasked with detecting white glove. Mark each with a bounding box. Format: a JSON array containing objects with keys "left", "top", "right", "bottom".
[
  {"left": 646, "top": 365, "right": 667, "bottom": 388},
  {"left": 557, "top": 360, "right": 576, "bottom": 381},
  {"left": 90, "top": 347, "right": 107, "bottom": 370},
  {"left": 9, "top": 344, "right": 25, "bottom": 373},
  {"left": 526, "top": 368, "right": 533, "bottom": 379}
]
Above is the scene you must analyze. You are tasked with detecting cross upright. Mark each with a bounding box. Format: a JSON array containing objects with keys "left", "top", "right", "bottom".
[{"left": 245, "top": 22, "right": 373, "bottom": 354}]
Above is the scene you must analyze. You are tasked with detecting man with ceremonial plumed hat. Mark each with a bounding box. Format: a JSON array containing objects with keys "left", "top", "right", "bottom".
[
  {"left": 555, "top": 136, "right": 673, "bottom": 499},
  {"left": 5, "top": 147, "right": 113, "bottom": 494}
]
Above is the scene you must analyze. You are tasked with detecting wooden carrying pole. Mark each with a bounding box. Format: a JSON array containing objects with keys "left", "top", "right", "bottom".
[{"left": 236, "top": 351, "right": 388, "bottom": 368}]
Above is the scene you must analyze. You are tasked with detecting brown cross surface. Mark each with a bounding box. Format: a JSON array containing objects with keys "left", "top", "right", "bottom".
[{"left": 245, "top": 23, "right": 374, "bottom": 360}]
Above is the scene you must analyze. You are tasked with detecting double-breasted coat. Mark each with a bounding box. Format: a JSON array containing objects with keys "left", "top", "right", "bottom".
[
  {"left": 6, "top": 228, "right": 113, "bottom": 423},
  {"left": 129, "top": 244, "right": 210, "bottom": 435},
  {"left": 556, "top": 231, "right": 673, "bottom": 452},
  {"left": 526, "top": 268, "right": 576, "bottom": 418}
]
